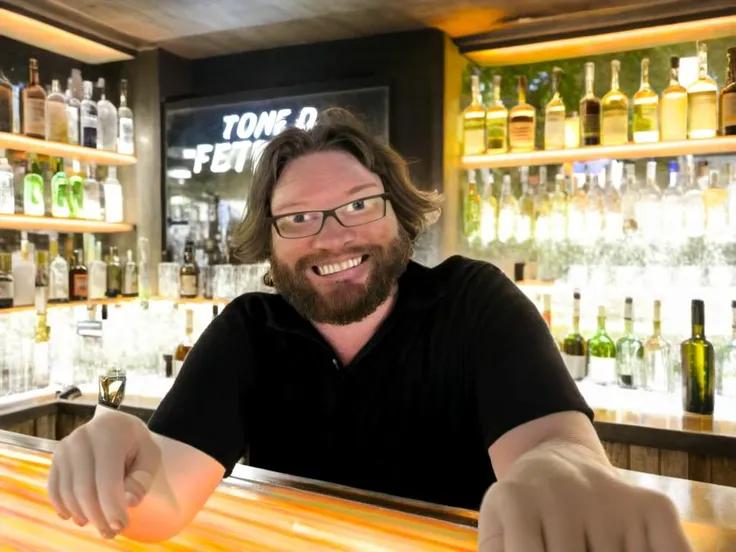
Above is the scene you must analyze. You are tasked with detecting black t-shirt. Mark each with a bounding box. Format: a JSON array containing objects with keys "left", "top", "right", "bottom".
[{"left": 148, "top": 255, "right": 593, "bottom": 510}]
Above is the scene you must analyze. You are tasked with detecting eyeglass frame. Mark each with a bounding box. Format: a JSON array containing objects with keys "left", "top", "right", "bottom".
[{"left": 267, "top": 192, "right": 392, "bottom": 239}]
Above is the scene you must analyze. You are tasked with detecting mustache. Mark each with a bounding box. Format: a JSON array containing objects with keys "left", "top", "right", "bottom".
[{"left": 295, "top": 245, "right": 382, "bottom": 271}]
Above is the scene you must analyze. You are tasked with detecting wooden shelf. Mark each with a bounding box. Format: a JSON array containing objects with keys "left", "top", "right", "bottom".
[
  {"left": 461, "top": 137, "right": 736, "bottom": 169},
  {"left": 0, "top": 214, "right": 134, "bottom": 234},
  {"left": 0, "top": 132, "right": 136, "bottom": 166}
]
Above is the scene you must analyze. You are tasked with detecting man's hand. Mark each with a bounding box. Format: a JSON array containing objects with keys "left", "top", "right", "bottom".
[{"left": 478, "top": 441, "right": 693, "bottom": 552}]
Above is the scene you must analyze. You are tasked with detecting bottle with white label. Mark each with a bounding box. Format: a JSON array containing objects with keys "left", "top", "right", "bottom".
[
  {"left": 65, "top": 77, "right": 80, "bottom": 145},
  {"left": 118, "top": 79, "right": 134, "bottom": 154},
  {"left": 103, "top": 167, "right": 123, "bottom": 222},
  {"left": 22, "top": 58, "right": 46, "bottom": 139},
  {"left": 587, "top": 305, "right": 617, "bottom": 385},
  {"left": 83, "top": 163, "right": 102, "bottom": 220},
  {"left": 87, "top": 241, "right": 107, "bottom": 300},
  {"left": 48, "top": 238, "right": 69, "bottom": 303},
  {"left": 45, "top": 79, "right": 68, "bottom": 142},
  {"left": 80, "top": 80, "right": 98, "bottom": 148},
  {"left": 96, "top": 78, "right": 118, "bottom": 151},
  {"left": 687, "top": 42, "right": 718, "bottom": 139},
  {"left": 561, "top": 291, "right": 587, "bottom": 381},
  {"left": 11, "top": 239, "right": 36, "bottom": 307},
  {"left": 0, "top": 157, "right": 15, "bottom": 214}
]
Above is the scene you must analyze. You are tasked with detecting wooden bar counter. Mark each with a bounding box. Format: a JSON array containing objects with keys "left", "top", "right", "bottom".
[{"left": 1, "top": 430, "right": 735, "bottom": 551}]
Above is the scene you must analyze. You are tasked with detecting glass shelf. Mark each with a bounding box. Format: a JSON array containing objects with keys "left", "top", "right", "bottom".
[{"left": 0, "top": 132, "right": 136, "bottom": 166}]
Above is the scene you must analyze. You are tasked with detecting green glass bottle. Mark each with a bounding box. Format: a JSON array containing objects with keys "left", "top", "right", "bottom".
[
  {"left": 50, "top": 157, "right": 70, "bottom": 218},
  {"left": 588, "top": 305, "right": 617, "bottom": 385},
  {"left": 681, "top": 299, "right": 715, "bottom": 415},
  {"left": 23, "top": 154, "right": 45, "bottom": 216},
  {"left": 463, "top": 170, "right": 481, "bottom": 243},
  {"left": 67, "top": 159, "right": 84, "bottom": 218},
  {"left": 561, "top": 291, "right": 587, "bottom": 381},
  {"left": 616, "top": 297, "right": 644, "bottom": 389}
]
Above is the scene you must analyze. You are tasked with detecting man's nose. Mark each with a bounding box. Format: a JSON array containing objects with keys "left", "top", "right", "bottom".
[{"left": 312, "top": 214, "right": 356, "bottom": 248}]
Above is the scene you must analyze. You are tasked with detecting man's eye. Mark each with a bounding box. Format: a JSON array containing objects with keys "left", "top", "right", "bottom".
[
  {"left": 349, "top": 200, "right": 366, "bottom": 211},
  {"left": 291, "top": 214, "right": 307, "bottom": 223}
]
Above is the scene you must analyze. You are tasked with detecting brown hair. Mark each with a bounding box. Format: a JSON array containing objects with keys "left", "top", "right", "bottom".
[{"left": 231, "top": 108, "right": 443, "bottom": 264}]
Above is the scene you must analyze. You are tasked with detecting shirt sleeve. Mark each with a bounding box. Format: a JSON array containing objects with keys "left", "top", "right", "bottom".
[
  {"left": 147, "top": 302, "right": 252, "bottom": 478},
  {"left": 465, "top": 262, "right": 594, "bottom": 450}
]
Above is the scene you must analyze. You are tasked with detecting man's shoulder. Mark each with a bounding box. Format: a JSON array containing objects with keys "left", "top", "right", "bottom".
[
  {"left": 428, "top": 255, "right": 507, "bottom": 288},
  {"left": 225, "top": 291, "right": 288, "bottom": 325}
]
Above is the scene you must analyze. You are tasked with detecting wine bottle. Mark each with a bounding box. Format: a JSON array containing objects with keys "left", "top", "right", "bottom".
[
  {"left": 681, "top": 299, "right": 715, "bottom": 415},
  {"left": 561, "top": 291, "right": 586, "bottom": 381},
  {"left": 587, "top": 305, "right": 617, "bottom": 385},
  {"left": 616, "top": 297, "right": 643, "bottom": 388},
  {"left": 643, "top": 300, "right": 673, "bottom": 393}
]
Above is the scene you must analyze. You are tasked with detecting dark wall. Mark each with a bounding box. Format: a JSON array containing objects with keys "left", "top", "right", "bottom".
[{"left": 167, "top": 29, "right": 446, "bottom": 192}]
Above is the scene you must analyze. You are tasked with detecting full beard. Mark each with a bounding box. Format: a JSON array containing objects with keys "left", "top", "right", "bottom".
[{"left": 269, "top": 228, "right": 413, "bottom": 325}]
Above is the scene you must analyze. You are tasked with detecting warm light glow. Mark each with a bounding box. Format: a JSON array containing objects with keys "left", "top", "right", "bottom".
[
  {"left": 0, "top": 214, "right": 133, "bottom": 234},
  {"left": 0, "top": 8, "right": 133, "bottom": 65},
  {"left": 0, "top": 132, "right": 136, "bottom": 166},
  {"left": 467, "top": 15, "right": 736, "bottom": 66},
  {"left": 461, "top": 136, "right": 736, "bottom": 169}
]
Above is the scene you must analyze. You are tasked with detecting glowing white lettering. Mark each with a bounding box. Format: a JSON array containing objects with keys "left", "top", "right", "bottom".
[
  {"left": 192, "top": 144, "right": 214, "bottom": 174},
  {"left": 296, "top": 107, "right": 318, "bottom": 130},
  {"left": 235, "top": 112, "right": 257, "bottom": 140},
  {"left": 221, "top": 115, "right": 239, "bottom": 140},
  {"left": 273, "top": 109, "right": 292, "bottom": 136},
  {"left": 210, "top": 142, "right": 232, "bottom": 173}
]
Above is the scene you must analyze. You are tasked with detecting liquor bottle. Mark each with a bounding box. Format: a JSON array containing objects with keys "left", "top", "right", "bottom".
[
  {"left": 621, "top": 164, "right": 639, "bottom": 234},
  {"left": 180, "top": 241, "right": 199, "bottom": 298},
  {"left": 687, "top": 42, "right": 718, "bottom": 140},
  {"left": 48, "top": 238, "right": 69, "bottom": 303},
  {"left": 542, "top": 294, "right": 552, "bottom": 329},
  {"left": 122, "top": 249, "right": 138, "bottom": 297},
  {"left": 602, "top": 162, "right": 623, "bottom": 242},
  {"left": 661, "top": 57, "right": 688, "bottom": 141},
  {"left": 508, "top": 76, "right": 536, "bottom": 153},
  {"left": 464, "top": 170, "right": 482, "bottom": 243},
  {"left": 96, "top": 78, "right": 118, "bottom": 151},
  {"left": 65, "top": 78, "right": 80, "bottom": 145},
  {"left": 579, "top": 63, "right": 601, "bottom": 146},
  {"left": 45, "top": 79, "right": 68, "bottom": 143},
  {"left": 0, "top": 157, "right": 14, "bottom": 214},
  {"left": 88, "top": 241, "right": 106, "bottom": 300},
  {"left": 584, "top": 168, "right": 604, "bottom": 243},
  {"left": 517, "top": 167, "right": 534, "bottom": 243},
  {"left": 22, "top": 59, "right": 46, "bottom": 139},
  {"left": 615, "top": 297, "right": 644, "bottom": 388},
  {"left": 138, "top": 236, "right": 150, "bottom": 307},
  {"left": 173, "top": 308, "right": 195, "bottom": 376},
  {"left": 478, "top": 169, "right": 496, "bottom": 245},
  {"left": 544, "top": 68, "right": 566, "bottom": 150},
  {"left": 118, "top": 79, "right": 135, "bottom": 154},
  {"left": 69, "top": 248, "right": 88, "bottom": 301},
  {"left": 462, "top": 74, "right": 486, "bottom": 156},
  {"left": 0, "top": 70, "right": 12, "bottom": 132},
  {"left": 80, "top": 80, "right": 98, "bottom": 148},
  {"left": 720, "top": 47, "right": 736, "bottom": 136},
  {"left": 632, "top": 58, "right": 659, "bottom": 143},
  {"left": 635, "top": 160, "right": 662, "bottom": 242},
  {"left": 561, "top": 291, "right": 586, "bottom": 380},
  {"left": 533, "top": 166, "right": 551, "bottom": 242},
  {"left": 103, "top": 167, "right": 123, "bottom": 222},
  {"left": 67, "top": 160, "right": 84, "bottom": 218},
  {"left": 717, "top": 300, "right": 736, "bottom": 398},
  {"left": 661, "top": 161, "right": 685, "bottom": 244},
  {"left": 643, "top": 300, "right": 672, "bottom": 393},
  {"left": 497, "top": 174, "right": 519, "bottom": 243},
  {"left": 565, "top": 111, "right": 580, "bottom": 148},
  {"left": 83, "top": 164, "right": 101, "bottom": 220},
  {"left": 106, "top": 246, "right": 122, "bottom": 298},
  {"left": 23, "top": 155, "right": 45, "bottom": 216},
  {"left": 549, "top": 170, "right": 568, "bottom": 242},
  {"left": 682, "top": 156, "right": 706, "bottom": 239},
  {"left": 12, "top": 238, "right": 36, "bottom": 307},
  {"left": 567, "top": 171, "right": 586, "bottom": 240},
  {"left": 601, "top": 60, "right": 629, "bottom": 146},
  {"left": 50, "top": 158, "right": 70, "bottom": 218},
  {"left": 485, "top": 75, "right": 508, "bottom": 154},
  {"left": 0, "top": 253, "right": 13, "bottom": 308},
  {"left": 587, "top": 305, "right": 617, "bottom": 385},
  {"left": 681, "top": 299, "right": 715, "bottom": 415}
]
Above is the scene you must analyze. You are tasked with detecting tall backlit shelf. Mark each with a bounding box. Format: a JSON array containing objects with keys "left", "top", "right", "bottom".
[
  {"left": 0, "top": 215, "right": 134, "bottom": 234},
  {"left": 0, "top": 132, "right": 136, "bottom": 166},
  {"left": 461, "top": 136, "right": 736, "bottom": 169}
]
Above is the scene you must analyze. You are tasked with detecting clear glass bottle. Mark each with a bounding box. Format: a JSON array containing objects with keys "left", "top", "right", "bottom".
[
  {"left": 567, "top": 172, "right": 587, "bottom": 241},
  {"left": 96, "top": 78, "right": 118, "bottom": 151},
  {"left": 516, "top": 167, "right": 534, "bottom": 243},
  {"left": 579, "top": 63, "right": 601, "bottom": 146},
  {"left": 561, "top": 291, "right": 587, "bottom": 381},
  {"left": 681, "top": 299, "right": 715, "bottom": 415},
  {"left": 643, "top": 300, "right": 673, "bottom": 393},
  {"left": 682, "top": 156, "right": 706, "bottom": 239},
  {"left": 534, "top": 166, "right": 551, "bottom": 242},
  {"left": 80, "top": 80, "right": 98, "bottom": 148},
  {"left": 12, "top": 238, "right": 36, "bottom": 307},
  {"left": 83, "top": 163, "right": 101, "bottom": 220},
  {"left": 88, "top": 240, "right": 107, "bottom": 299},
  {"left": 718, "top": 300, "right": 736, "bottom": 398},
  {"left": 601, "top": 60, "right": 629, "bottom": 146},
  {"left": 118, "top": 79, "right": 135, "bottom": 154},
  {"left": 508, "top": 76, "right": 536, "bottom": 152},
  {"left": 122, "top": 249, "right": 138, "bottom": 297},
  {"left": 463, "top": 170, "right": 482, "bottom": 243},
  {"left": 45, "top": 79, "right": 68, "bottom": 143},
  {"left": 462, "top": 75, "right": 486, "bottom": 156},
  {"left": 545, "top": 68, "right": 566, "bottom": 150},
  {"left": 23, "top": 154, "right": 45, "bottom": 216},
  {"left": 48, "top": 238, "right": 69, "bottom": 303},
  {"left": 485, "top": 75, "right": 508, "bottom": 154},
  {"left": 688, "top": 42, "right": 718, "bottom": 140},
  {"left": 50, "top": 157, "right": 70, "bottom": 218},
  {"left": 661, "top": 161, "right": 685, "bottom": 245},
  {"left": 635, "top": 160, "right": 661, "bottom": 242},
  {"left": 0, "top": 70, "right": 12, "bottom": 132},
  {"left": 549, "top": 170, "right": 568, "bottom": 243},
  {"left": 603, "top": 162, "right": 623, "bottom": 242},
  {"left": 587, "top": 305, "right": 617, "bottom": 385},
  {"left": 497, "top": 174, "right": 519, "bottom": 243},
  {"left": 22, "top": 58, "right": 46, "bottom": 139},
  {"left": 478, "top": 169, "right": 497, "bottom": 246},
  {"left": 67, "top": 159, "right": 84, "bottom": 218},
  {"left": 720, "top": 47, "right": 736, "bottom": 136},
  {"left": 103, "top": 166, "right": 123, "bottom": 223},
  {"left": 661, "top": 57, "right": 688, "bottom": 141},
  {"left": 632, "top": 58, "right": 659, "bottom": 143},
  {"left": 65, "top": 77, "right": 80, "bottom": 145},
  {"left": 621, "top": 163, "right": 639, "bottom": 235},
  {"left": 0, "top": 157, "right": 14, "bottom": 214},
  {"left": 584, "top": 168, "right": 604, "bottom": 243},
  {"left": 616, "top": 297, "right": 644, "bottom": 389}
]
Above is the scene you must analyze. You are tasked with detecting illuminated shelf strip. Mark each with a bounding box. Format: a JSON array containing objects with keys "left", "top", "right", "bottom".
[
  {"left": 0, "top": 132, "right": 136, "bottom": 166},
  {"left": 0, "top": 214, "right": 134, "bottom": 233},
  {"left": 461, "top": 137, "right": 736, "bottom": 169},
  {"left": 0, "top": 296, "right": 228, "bottom": 316}
]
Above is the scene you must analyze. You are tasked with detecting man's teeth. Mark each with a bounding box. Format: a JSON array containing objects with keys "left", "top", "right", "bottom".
[{"left": 316, "top": 256, "right": 363, "bottom": 276}]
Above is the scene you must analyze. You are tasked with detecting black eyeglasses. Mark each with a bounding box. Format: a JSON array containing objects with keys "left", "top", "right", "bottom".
[{"left": 268, "top": 193, "right": 391, "bottom": 239}]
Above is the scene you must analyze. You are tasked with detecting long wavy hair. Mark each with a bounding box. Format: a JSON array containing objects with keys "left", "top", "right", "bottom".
[{"left": 230, "top": 108, "right": 444, "bottom": 265}]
